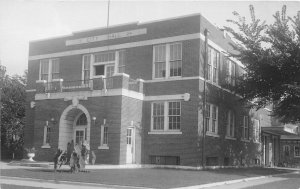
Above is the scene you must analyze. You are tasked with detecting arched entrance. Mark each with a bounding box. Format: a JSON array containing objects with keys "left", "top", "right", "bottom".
[{"left": 58, "top": 104, "right": 91, "bottom": 150}]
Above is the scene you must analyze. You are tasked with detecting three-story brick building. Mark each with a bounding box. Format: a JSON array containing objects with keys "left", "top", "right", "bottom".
[{"left": 25, "top": 13, "right": 287, "bottom": 167}]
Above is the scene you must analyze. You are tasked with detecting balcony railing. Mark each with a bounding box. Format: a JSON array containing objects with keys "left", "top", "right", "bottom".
[{"left": 36, "top": 74, "right": 143, "bottom": 94}]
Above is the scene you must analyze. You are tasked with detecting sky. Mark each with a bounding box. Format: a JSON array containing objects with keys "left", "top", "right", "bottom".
[{"left": 0, "top": 0, "right": 299, "bottom": 76}]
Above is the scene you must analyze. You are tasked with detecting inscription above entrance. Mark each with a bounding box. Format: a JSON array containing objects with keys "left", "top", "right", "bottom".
[{"left": 66, "top": 28, "right": 147, "bottom": 46}]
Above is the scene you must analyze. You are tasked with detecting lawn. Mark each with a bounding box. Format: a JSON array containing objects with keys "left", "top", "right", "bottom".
[{"left": 0, "top": 167, "right": 293, "bottom": 189}]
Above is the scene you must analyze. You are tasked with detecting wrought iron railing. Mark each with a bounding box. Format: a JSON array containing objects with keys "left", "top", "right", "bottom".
[{"left": 36, "top": 76, "right": 142, "bottom": 94}]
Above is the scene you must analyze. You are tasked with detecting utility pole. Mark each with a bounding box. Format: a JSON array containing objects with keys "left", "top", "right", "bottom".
[{"left": 201, "top": 29, "right": 209, "bottom": 168}]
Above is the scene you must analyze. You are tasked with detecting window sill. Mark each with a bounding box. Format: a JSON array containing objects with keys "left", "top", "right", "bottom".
[
  {"left": 41, "top": 144, "right": 51, "bottom": 148},
  {"left": 98, "top": 146, "right": 109, "bottom": 150},
  {"left": 225, "top": 136, "right": 236, "bottom": 140},
  {"left": 93, "top": 75, "right": 106, "bottom": 79},
  {"left": 36, "top": 80, "right": 47, "bottom": 84},
  {"left": 241, "top": 139, "right": 250, "bottom": 142},
  {"left": 52, "top": 78, "right": 63, "bottom": 82},
  {"left": 206, "top": 132, "right": 219, "bottom": 137},
  {"left": 148, "top": 131, "right": 182, "bottom": 135}
]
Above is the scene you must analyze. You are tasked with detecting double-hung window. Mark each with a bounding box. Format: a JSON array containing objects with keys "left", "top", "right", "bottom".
[
  {"left": 39, "top": 58, "right": 60, "bottom": 81},
  {"left": 226, "top": 59, "right": 236, "bottom": 86},
  {"left": 295, "top": 146, "right": 300, "bottom": 157},
  {"left": 242, "top": 116, "right": 249, "bottom": 140},
  {"left": 100, "top": 126, "right": 108, "bottom": 147},
  {"left": 118, "top": 50, "right": 126, "bottom": 73},
  {"left": 82, "top": 55, "right": 91, "bottom": 84},
  {"left": 93, "top": 51, "right": 115, "bottom": 77},
  {"left": 207, "top": 47, "right": 219, "bottom": 84},
  {"left": 153, "top": 43, "right": 182, "bottom": 79},
  {"left": 151, "top": 101, "right": 181, "bottom": 132},
  {"left": 205, "top": 103, "right": 218, "bottom": 135},
  {"left": 42, "top": 125, "right": 51, "bottom": 148},
  {"left": 226, "top": 110, "right": 235, "bottom": 138},
  {"left": 283, "top": 145, "right": 290, "bottom": 156},
  {"left": 252, "top": 119, "right": 260, "bottom": 142}
]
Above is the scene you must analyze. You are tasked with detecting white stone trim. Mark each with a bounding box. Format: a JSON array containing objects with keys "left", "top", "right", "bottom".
[
  {"left": 148, "top": 131, "right": 182, "bottom": 135},
  {"left": 41, "top": 145, "right": 51, "bottom": 149},
  {"left": 28, "top": 33, "right": 200, "bottom": 60},
  {"left": 35, "top": 88, "right": 144, "bottom": 101},
  {"left": 26, "top": 89, "right": 37, "bottom": 92},
  {"left": 145, "top": 93, "right": 189, "bottom": 101},
  {"left": 225, "top": 136, "right": 237, "bottom": 140},
  {"left": 113, "top": 72, "right": 130, "bottom": 77},
  {"left": 58, "top": 104, "right": 91, "bottom": 150},
  {"left": 36, "top": 80, "right": 47, "bottom": 84},
  {"left": 52, "top": 78, "right": 63, "bottom": 82},
  {"left": 98, "top": 146, "right": 109, "bottom": 150},
  {"left": 206, "top": 132, "right": 220, "bottom": 138}
]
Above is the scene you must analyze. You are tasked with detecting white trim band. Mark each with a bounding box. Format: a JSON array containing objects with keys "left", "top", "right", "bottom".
[{"left": 29, "top": 33, "right": 200, "bottom": 61}]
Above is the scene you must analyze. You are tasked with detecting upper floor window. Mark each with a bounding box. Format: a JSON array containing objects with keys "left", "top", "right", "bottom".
[
  {"left": 207, "top": 47, "right": 219, "bottom": 84},
  {"left": 151, "top": 101, "right": 181, "bottom": 131},
  {"left": 39, "top": 58, "right": 60, "bottom": 81},
  {"left": 252, "top": 119, "right": 260, "bottom": 142},
  {"left": 241, "top": 116, "right": 249, "bottom": 140},
  {"left": 226, "top": 110, "right": 235, "bottom": 138},
  {"left": 226, "top": 59, "right": 236, "bottom": 86},
  {"left": 205, "top": 103, "right": 218, "bottom": 135},
  {"left": 283, "top": 145, "right": 290, "bottom": 156},
  {"left": 82, "top": 55, "right": 91, "bottom": 84},
  {"left": 83, "top": 50, "right": 125, "bottom": 79},
  {"left": 295, "top": 146, "right": 300, "bottom": 157},
  {"left": 153, "top": 43, "right": 182, "bottom": 79},
  {"left": 118, "top": 50, "right": 126, "bottom": 73}
]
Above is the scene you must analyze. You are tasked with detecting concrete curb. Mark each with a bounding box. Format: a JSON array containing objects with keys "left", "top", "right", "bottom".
[
  {"left": 0, "top": 176, "right": 154, "bottom": 189},
  {"left": 171, "top": 171, "right": 297, "bottom": 189}
]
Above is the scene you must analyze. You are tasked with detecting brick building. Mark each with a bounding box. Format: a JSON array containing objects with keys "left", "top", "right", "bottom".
[{"left": 25, "top": 14, "right": 293, "bottom": 167}]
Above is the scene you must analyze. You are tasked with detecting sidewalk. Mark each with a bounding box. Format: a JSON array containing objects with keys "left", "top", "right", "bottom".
[{"left": 1, "top": 161, "right": 299, "bottom": 189}]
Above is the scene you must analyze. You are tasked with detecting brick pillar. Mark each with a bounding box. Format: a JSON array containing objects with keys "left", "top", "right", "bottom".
[{"left": 136, "top": 79, "right": 144, "bottom": 93}]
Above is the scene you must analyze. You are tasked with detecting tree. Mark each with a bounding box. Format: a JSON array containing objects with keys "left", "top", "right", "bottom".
[
  {"left": 0, "top": 68, "right": 27, "bottom": 159},
  {"left": 224, "top": 5, "right": 300, "bottom": 123}
]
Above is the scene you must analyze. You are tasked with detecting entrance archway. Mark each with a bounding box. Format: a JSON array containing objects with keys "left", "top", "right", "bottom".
[{"left": 58, "top": 104, "right": 91, "bottom": 150}]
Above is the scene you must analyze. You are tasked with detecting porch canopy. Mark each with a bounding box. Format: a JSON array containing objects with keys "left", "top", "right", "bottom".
[{"left": 262, "top": 124, "right": 299, "bottom": 136}]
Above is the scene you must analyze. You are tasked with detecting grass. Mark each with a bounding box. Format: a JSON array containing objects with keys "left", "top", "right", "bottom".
[{"left": 0, "top": 167, "right": 293, "bottom": 189}]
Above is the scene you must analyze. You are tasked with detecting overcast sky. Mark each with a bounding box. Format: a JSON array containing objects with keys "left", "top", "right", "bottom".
[{"left": 0, "top": 0, "right": 299, "bottom": 76}]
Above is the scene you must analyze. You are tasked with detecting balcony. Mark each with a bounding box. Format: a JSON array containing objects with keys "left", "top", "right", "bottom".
[{"left": 36, "top": 74, "right": 143, "bottom": 94}]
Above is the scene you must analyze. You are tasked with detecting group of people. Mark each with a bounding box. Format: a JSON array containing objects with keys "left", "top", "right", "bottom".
[{"left": 54, "top": 140, "right": 94, "bottom": 173}]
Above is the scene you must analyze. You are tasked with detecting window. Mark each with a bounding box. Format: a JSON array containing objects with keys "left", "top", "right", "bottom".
[
  {"left": 242, "top": 116, "right": 249, "bottom": 140},
  {"left": 43, "top": 125, "right": 51, "bottom": 147},
  {"left": 168, "top": 101, "right": 181, "bottom": 130},
  {"left": 154, "top": 45, "right": 166, "bottom": 78},
  {"left": 153, "top": 43, "right": 182, "bottom": 79},
  {"left": 39, "top": 58, "right": 60, "bottom": 81},
  {"left": 206, "top": 47, "right": 219, "bottom": 84},
  {"left": 226, "top": 59, "right": 236, "bottom": 86},
  {"left": 226, "top": 110, "right": 235, "bottom": 138},
  {"left": 100, "top": 126, "right": 108, "bottom": 147},
  {"left": 252, "top": 119, "right": 260, "bottom": 142},
  {"left": 169, "top": 43, "right": 182, "bottom": 77},
  {"left": 152, "top": 102, "right": 164, "bottom": 130},
  {"left": 205, "top": 103, "right": 218, "bottom": 135},
  {"left": 295, "top": 146, "right": 300, "bottom": 157},
  {"left": 82, "top": 55, "right": 91, "bottom": 84},
  {"left": 76, "top": 114, "right": 87, "bottom": 125},
  {"left": 118, "top": 50, "right": 125, "bottom": 73},
  {"left": 151, "top": 101, "right": 181, "bottom": 131},
  {"left": 283, "top": 145, "right": 290, "bottom": 156}
]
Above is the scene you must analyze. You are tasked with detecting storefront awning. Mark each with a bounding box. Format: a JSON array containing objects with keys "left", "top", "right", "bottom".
[{"left": 262, "top": 124, "right": 299, "bottom": 136}]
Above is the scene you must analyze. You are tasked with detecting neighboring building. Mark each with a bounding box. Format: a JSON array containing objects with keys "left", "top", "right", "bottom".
[
  {"left": 24, "top": 13, "right": 296, "bottom": 167},
  {"left": 280, "top": 133, "right": 300, "bottom": 168}
]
